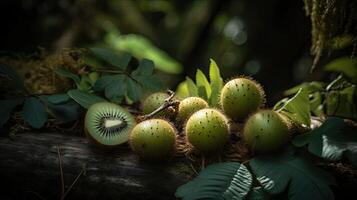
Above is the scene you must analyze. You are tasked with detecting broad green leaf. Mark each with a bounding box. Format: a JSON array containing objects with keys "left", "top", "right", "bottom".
[
  {"left": 104, "top": 75, "right": 127, "bottom": 99},
  {"left": 309, "top": 92, "right": 324, "bottom": 117},
  {"left": 41, "top": 94, "right": 70, "bottom": 104},
  {"left": 47, "top": 100, "right": 80, "bottom": 122},
  {"left": 126, "top": 78, "right": 142, "bottom": 102},
  {"left": 106, "top": 33, "right": 183, "bottom": 74},
  {"left": 324, "top": 57, "right": 357, "bottom": 83},
  {"left": 326, "top": 86, "right": 357, "bottom": 119},
  {"left": 277, "top": 88, "right": 311, "bottom": 126},
  {"left": 246, "top": 187, "right": 270, "bottom": 200},
  {"left": 94, "top": 75, "right": 117, "bottom": 91},
  {"left": 176, "top": 162, "right": 253, "bottom": 200},
  {"left": 55, "top": 68, "right": 80, "bottom": 85},
  {"left": 185, "top": 77, "right": 198, "bottom": 97},
  {"left": 284, "top": 82, "right": 325, "bottom": 96},
  {"left": 250, "top": 148, "right": 335, "bottom": 200},
  {"left": 22, "top": 97, "right": 47, "bottom": 129},
  {"left": 134, "top": 75, "right": 163, "bottom": 91},
  {"left": 0, "top": 99, "right": 24, "bottom": 127},
  {"left": 0, "top": 64, "right": 24, "bottom": 89},
  {"left": 90, "top": 47, "right": 131, "bottom": 70},
  {"left": 293, "top": 117, "right": 357, "bottom": 166},
  {"left": 67, "top": 89, "right": 106, "bottom": 109},
  {"left": 209, "top": 59, "right": 223, "bottom": 107},
  {"left": 175, "top": 81, "right": 190, "bottom": 99},
  {"left": 132, "top": 59, "right": 154, "bottom": 76},
  {"left": 196, "top": 69, "right": 211, "bottom": 101}
]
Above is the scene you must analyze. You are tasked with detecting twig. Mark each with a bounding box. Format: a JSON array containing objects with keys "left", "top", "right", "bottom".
[
  {"left": 60, "top": 165, "right": 86, "bottom": 200},
  {"left": 189, "top": 163, "right": 199, "bottom": 175},
  {"left": 57, "top": 145, "right": 65, "bottom": 196},
  {"left": 24, "top": 190, "right": 47, "bottom": 200},
  {"left": 142, "top": 90, "right": 180, "bottom": 120}
]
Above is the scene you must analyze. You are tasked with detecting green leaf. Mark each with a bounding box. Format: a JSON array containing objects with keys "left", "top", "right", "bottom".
[
  {"left": 276, "top": 88, "right": 311, "bottom": 126},
  {"left": 284, "top": 82, "right": 325, "bottom": 96},
  {"left": 132, "top": 59, "right": 154, "bottom": 76},
  {"left": 309, "top": 92, "right": 324, "bottom": 117},
  {"left": 293, "top": 117, "right": 357, "bottom": 166},
  {"left": 196, "top": 69, "right": 211, "bottom": 101},
  {"left": 126, "top": 78, "right": 142, "bottom": 102},
  {"left": 90, "top": 47, "right": 131, "bottom": 70},
  {"left": 326, "top": 86, "right": 357, "bottom": 119},
  {"left": 0, "top": 64, "right": 24, "bottom": 89},
  {"left": 104, "top": 75, "right": 127, "bottom": 100},
  {"left": 134, "top": 75, "right": 163, "bottom": 91},
  {"left": 0, "top": 99, "right": 24, "bottom": 127},
  {"left": 42, "top": 94, "right": 70, "bottom": 104},
  {"left": 185, "top": 77, "right": 198, "bottom": 97},
  {"left": 67, "top": 89, "right": 106, "bottom": 109},
  {"left": 209, "top": 59, "right": 223, "bottom": 107},
  {"left": 47, "top": 100, "right": 80, "bottom": 122},
  {"left": 324, "top": 57, "right": 357, "bottom": 83},
  {"left": 175, "top": 81, "right": 190, "bottom": 99},
  {"left": 107, "top": 34, "right": 183, "bottom": 74},
  {"left": 176, "top": 162, "right": 253, "bottom": 200},
  {"left": 22, "top": 97, "right": 48, "bottom": 129},
  {"left": 55, "top": 68, "right": 81, "bottom": 85},
  {"left": 246, "top": 187, "right": 270, "bottom": 200},
  {"left": 250, "top": 148, "right": 335, "bottom": 200},
  {"left": 94, "top": 75, "right": 116, "bottom": 91}
]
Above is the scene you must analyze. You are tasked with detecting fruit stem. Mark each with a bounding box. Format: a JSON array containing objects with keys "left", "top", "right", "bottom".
[{"left": 142, "top": 90, "right": 179, "bottom": 120}]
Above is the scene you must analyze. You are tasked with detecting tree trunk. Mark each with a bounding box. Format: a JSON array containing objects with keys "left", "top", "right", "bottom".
[{"left": 0, "top": 133, "right": 192, "bottom": 200}]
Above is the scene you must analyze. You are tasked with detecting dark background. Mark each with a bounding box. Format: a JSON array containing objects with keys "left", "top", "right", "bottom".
[{"left": 0, "top": 0, "right": 313, "bottom": 105}]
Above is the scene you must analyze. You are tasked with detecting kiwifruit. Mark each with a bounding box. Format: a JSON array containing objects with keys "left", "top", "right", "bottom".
[
  {"left": 129, "top": 119, "right": 176, "bottom": 160},
  {"left": 185, "top": 108, "right": 230, "bottom": 153},
  {"left": 243, "top": 110, "right": 290, "bottom": 153},
  {"left": 142, "top": 92, "right": 174, "bottom": 118},
  {"left": 220, "top": 77, "right": 265, "bottom": 121},
  {"left": 85, "top": 102, "right": 136, "bottom": 147},
  {"left": 177, "top": 97, "right": 208, "bottom": 123}
]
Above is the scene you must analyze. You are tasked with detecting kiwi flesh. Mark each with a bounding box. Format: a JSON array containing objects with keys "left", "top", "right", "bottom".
[{"left": 85, "top": 102, "right": 136, "bottom": 146}]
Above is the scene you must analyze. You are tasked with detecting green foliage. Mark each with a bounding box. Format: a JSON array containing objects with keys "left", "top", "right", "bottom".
[
  {"left": 175, "top": 59, "right": 223, "bottom": 107},
  {"left": 22, "top": 97, "right": 48, "bottom": 129},
  {"left": 176, "top": 162, "right": 253, "bottom": 200},
  {"left": 283, "top": 72, "right": 357, "bottom": 120},
  {"left": 67, "top": 89, "right": 106, "bottom": 109},
  {"left": 0, "top": 99, "right": 24, "bottom": 126},
  {"left": 54, "top": 48, "right": 164, "bottom": 104},
  {"left": 176, "top": 147, "right": 336, "bottom": 200},
  {"left": 90, "top": 47, "right": 131, "bottom": 70},
  {"left": 106, "top": 33, "right": 183, "bottom": 74},
  {"left": 293, "top": 117, "right": 357, "bottom": 167},
  {"left": 275, "top": 88, "right": 311, "bottom": 126},
  {"left": 324, "top": 57, "right": 357, "bottom": 83},
  {"left": 250, "top": 147, "right": 335, "bottom": 200}
]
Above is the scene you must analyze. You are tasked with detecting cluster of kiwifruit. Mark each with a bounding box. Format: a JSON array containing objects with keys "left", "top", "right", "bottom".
[{"left": 84, "top": 77, "right": 292, "bottom": 161}]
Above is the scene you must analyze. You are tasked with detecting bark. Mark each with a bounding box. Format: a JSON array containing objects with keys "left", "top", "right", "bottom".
[{"left": 0, "top": 133, "right": 192, "bottom": 200}]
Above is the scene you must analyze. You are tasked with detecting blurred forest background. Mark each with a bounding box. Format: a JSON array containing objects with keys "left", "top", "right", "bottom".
[{"left": 0, "top": 0, "right": 347, "bottom": 105}]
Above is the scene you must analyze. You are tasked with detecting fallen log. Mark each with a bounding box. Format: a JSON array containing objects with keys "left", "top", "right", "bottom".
[{"left": 0, "top": 133, "right": 192, "bottom": 200}]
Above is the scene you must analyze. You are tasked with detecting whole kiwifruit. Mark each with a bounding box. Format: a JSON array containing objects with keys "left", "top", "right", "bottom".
[
  {"left": 85, "top": 102, "right": 136, "bottom": 147},
  {"left": 142, "top": 92, "right": 174, "bottom": 118},
  {"left": 185, "top": 108, "right": 230, "bottom": 153},
  {"left": 177, "top": 97, "right": 208, "bottom": 123},
  {"left": 243, "top": 110, "right": 290, "bottom": 153},
  {"left": 129, "top": 119, "right": 176, "bottom": 160},
  {"left": 220, "top": 77, "right": 265, "bottom": 121}
]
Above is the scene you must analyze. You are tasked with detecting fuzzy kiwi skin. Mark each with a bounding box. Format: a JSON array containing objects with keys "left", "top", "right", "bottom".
[
  {"left": 220, "top": 77, "right": 265, "bottom": 121},
  {"left": 84, "top": 102, "right": 136, "bottom": 148},
  {"left": 142, "top": 92, "right": 174, "bottom": 118},
  {"left": 185, "top": 108, "right": 230, "bottom": 153},
  {"left": 129, "top": 119, "right": 177, "bottom": 160},
  {"left": 243, "top": 110, "right": 290, "bottom": 153},
  {"left": 177, "top": 97, "right": 208, "bottom": 123}
]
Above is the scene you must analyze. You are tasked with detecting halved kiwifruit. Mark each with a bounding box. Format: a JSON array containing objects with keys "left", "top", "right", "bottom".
[{"left": 84, "top": 102, "right": 136, "bottom": 147}]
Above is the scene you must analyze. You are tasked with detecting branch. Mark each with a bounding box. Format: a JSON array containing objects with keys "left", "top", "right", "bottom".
[{"left": 141, "top": 90, "right": 180, "bottom": 120}]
